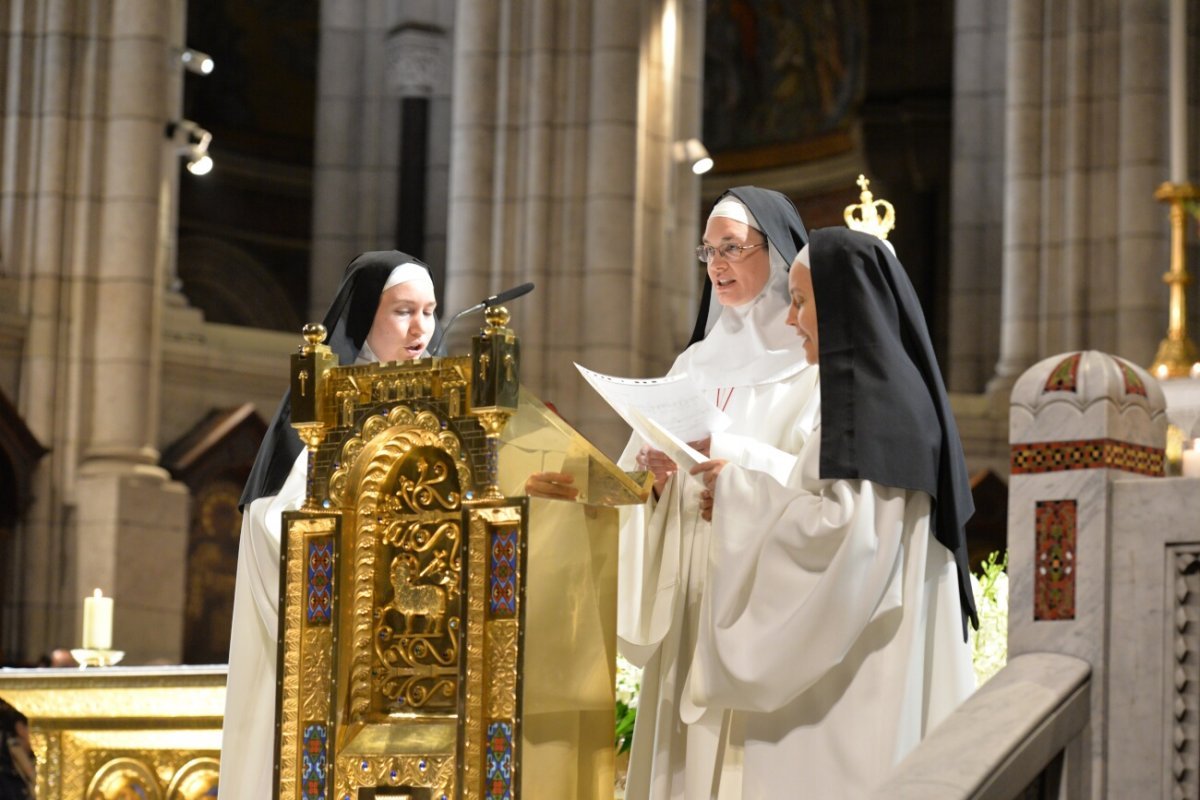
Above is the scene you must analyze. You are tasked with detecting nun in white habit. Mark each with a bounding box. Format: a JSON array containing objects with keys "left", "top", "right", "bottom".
[
  {"left": 688, "top": 228, "right": 976, "bottom": 798},
  {"left": 611, "top": 187, "right": 822, "bottom": 799},
  {"left": 219, "top": 253, "right": 439, "bottom": 799}
]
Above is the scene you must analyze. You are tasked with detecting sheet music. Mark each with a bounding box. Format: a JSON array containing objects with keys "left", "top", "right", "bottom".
[
  {"left": 626, "top": 407, "right": 706, "bottom": 475},
  {"left": 574, "top": 363, "right": 730, "bottom": 443}
]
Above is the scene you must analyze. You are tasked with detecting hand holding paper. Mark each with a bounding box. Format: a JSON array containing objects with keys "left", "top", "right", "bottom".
[
  {"left": 575, "top": 363, "right": 721, "bottom": 486},
  {"left": 628, "top": 407, "right": 706, "bottom": 473}
]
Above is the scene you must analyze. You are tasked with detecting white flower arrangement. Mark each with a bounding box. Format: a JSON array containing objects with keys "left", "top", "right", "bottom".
[
  {"left": 616, "top": 654, "right": 642, "bottom": 709},
  {"left": 615, "top": 654, "right": 642, "bottom": 797},
  {"left": 969, "top": 550, "right": 1009, "bottom": 686}
]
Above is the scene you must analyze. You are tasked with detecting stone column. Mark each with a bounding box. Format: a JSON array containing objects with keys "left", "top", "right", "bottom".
[
  {"left": 989, "top": 0, "right": 1044, "bottom": 395},
  {"left": 309, "top": 0, "right": 454, "bottom": 321},
  {"left": 0, "top": 0, "right": 189, "bottom": 662},
  {"left": 1008, "top": 350, "right": 1167, "bottom": 797},
  {"left": 309, "top": 2, "right": 391, "bottom": 317},
  {"left": 986, "top": 1, "right": 1172, "bottom": 396},
  {"left": 1115, "top": 1, "right": 1171, "bottom": 358},
  {"left": 446, "top": 0, "right": 703, "bottom": 456},
  {"left": 948, "top": 0, "right": 1007, "bottom": 392},
  {"left": 73, "top": 0, "right": 189, "bottom": 665},
  {"left": 0, "top": 0, "right": 81, "bottom": 658}
]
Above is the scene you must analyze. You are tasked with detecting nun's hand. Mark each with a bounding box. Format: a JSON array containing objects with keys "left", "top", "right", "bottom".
[
  {"left": 525, "top": 471, "right": 579, "bottom": 501},
  {"left": 636, "top": 446, "right": 678, "bottom": 498},
  {"left": 688, "top": 436, "right": 711, "bottom": 457},
  {"left": 698, "top": 489, "right": 714, "bottom": 521},
  {"left": 690, "top": 459, "right": 728, "bottom": 520},
  {"left": 690, "top": 459, "right": 728, "bottom": 490}
]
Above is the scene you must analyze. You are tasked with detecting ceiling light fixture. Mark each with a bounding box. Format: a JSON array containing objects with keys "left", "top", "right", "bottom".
[
  {"left": 165, "top": 120, "right": 214, "bottom": 176},
  {"left": 675, "top": 138, "right": 714, "bottom": 175},
  {"left": 179, "top": 47, "right": 215, "bottom": 75}
]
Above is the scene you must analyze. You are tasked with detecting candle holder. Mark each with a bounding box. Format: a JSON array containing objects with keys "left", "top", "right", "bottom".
[
  {"left": 1149, "top": 182, "right": 1200, "bottom": 379},
  {"left": 69, "top": 648, "right": 125, "bottom": 668}
]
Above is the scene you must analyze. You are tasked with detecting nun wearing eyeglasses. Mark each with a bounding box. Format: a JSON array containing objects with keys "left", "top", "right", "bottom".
[
  {"left": 686, "top": 228, "right": 977, "bottom": 798},
  {"left": 219, "top": 252, "right": 439, "bottom": 799},
  {"left": 606, "top": 187, "right": 822, "bottom": 800}
]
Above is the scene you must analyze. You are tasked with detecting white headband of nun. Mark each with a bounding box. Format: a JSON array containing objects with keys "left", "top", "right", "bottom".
[
  {"left": 382, "top": 262, "right": 434, "bottom": 293},
  {"left": 793, "top": 238, "right": 895, "bottom": 274},
  {"left": 794, "top": 244, "right": 811, "bottom": 270},
  {"left": 709, "top": 197, "right": 762, "bottom": 231},
  {"left": 712, "top": 195, "right": 791, "bottom": 284}
]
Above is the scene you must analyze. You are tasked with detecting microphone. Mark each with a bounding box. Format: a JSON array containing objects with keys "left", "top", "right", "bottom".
[{"left": 430, "top": 282, "right": 535, "bottom": 354}]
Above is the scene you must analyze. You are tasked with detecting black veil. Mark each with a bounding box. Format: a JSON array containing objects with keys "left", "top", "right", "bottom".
[{"left": 809, "top": 227, "right": 978, "bottom": 635}]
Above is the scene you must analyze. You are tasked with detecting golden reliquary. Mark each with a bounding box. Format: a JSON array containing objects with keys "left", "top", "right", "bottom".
[{"left": 277, "top": 306, "right": 650, "bottom": 800}]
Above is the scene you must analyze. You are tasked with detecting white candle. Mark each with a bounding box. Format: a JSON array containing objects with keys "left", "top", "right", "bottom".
[
  {"left": 1184, "top": 439, "right": 1200, "bottom": 478},
  {"left": 1170, "top": 0, "right": 1188, "bottom": 183},
  {"left": 82, "top": 588, "right": 113, "bottom": 650}
]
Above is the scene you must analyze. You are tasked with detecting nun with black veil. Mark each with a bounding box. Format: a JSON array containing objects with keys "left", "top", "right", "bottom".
[
  {"left": 219, "top": 252, "right": 439, "bottom": 798},
  {"left": 601, "top": 187, "right": 823, "bottom": 799},
  {"left": 687, "top": 227, "right": 977, "bottom": 797}
]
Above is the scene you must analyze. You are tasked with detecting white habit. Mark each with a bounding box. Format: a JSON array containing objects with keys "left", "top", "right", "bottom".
[
  {"left": 622, "top": 413, "right": 974, "bottom": 799},
  {"left": 218, "top": 450, "right": 306, "bottom": 798},
  {"left": 616, "top": 350, "right": 821, "bottom": 799}
]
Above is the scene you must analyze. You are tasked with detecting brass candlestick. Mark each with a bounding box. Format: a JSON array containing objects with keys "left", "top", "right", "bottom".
[{"left": 1150, "top": 182, "right": 1200, "bottom": 379}]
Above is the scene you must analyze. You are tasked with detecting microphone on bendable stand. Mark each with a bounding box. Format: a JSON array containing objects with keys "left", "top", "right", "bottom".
[{"left": 429, "top": 282, "right": 535, "bottom": 355}]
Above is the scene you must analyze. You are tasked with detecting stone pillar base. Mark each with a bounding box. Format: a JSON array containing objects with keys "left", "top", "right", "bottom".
[{"left": 74, "top": 470, "right": 189, "bottom": 664}]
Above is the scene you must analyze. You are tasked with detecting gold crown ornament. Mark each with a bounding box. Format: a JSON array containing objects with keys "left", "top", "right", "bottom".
[{"left": 843, "top": 174, "right": 896, "bottom": 240}]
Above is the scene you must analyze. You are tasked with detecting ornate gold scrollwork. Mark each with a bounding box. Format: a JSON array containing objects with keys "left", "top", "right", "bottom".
[
  {"left": 373, "top": 533, "right": 461, "bottom": 712},
  {"left": 485, "top": 620, "right": 518, "bottom": 720},
  {"left": 334, "top": 754, "right": 456, "bottom": 799},
  {"left": 340, "top": 406, "right": 473, "bottom": 721}
]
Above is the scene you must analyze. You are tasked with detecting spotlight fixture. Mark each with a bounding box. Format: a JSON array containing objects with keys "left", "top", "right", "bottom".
[
  {"left": 179, "top": 47, "right": 215, "bottom": 75},
  {"left": 675, "top": 138, "right": 713, "bottom": 175},
  {"left": 165, "top": 120, "right": 214, "bottom": 176}
]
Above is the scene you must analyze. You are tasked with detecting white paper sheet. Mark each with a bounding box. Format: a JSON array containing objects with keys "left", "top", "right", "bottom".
[
  {"left": 574, "top": 363, "right": 730, "bottom": 442},
  {"left": 626, "top": 407, "right": 706, "bottom": 474}
]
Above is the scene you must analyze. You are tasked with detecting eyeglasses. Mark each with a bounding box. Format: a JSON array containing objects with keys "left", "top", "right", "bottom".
[{"left": 695, "top": 240, "right": 766, "bottom": 264}]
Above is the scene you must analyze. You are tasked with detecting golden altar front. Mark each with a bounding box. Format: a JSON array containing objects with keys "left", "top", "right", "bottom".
[
  {"left": 0, "top": 665, "right": 225, "bottom": 799},
  {"left": 276, "top": 309, "right": 648, "bottom": 799}
]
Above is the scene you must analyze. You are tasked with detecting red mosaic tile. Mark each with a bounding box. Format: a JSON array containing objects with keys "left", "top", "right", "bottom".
[
  {"left": 1010, "top": 439, "right": 1164, "bottom": 477},
  {"left": 1035, "top": 499, "right": 1077, "bottom": 621}
]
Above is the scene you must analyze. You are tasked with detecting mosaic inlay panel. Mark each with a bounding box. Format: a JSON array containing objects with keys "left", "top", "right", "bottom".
[
  {"left": 1010, "top": 439, "right": 1164, "bottom": 477},
  {"left": 489, "top": 528, "right": 518, "bottom": 618},
  {"left": 302, "top": 722, "right": 328, "bottom": 800},
  {"left": 1035, "top": 500, "right": 1077, "bottom": 621},
  {"left": 307, "top": 536, "right": 334, "bottom": 625},
  {"left": 485, "top": 720, "right": 514, "bottom": 800},
  {"left": 1042, "top": 353, "right": 1082, "bottom": 392},
  {"left": 1113, "top": 356, "right": 1149, "bottom": 397}
]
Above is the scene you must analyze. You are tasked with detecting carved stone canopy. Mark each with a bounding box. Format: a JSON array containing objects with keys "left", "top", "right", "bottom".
[{"left": 1010, "top": 351, "right": 1167, "bottom": 449}]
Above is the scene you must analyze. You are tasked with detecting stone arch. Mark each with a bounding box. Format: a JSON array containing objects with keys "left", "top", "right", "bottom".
[{"left": 177, "top": 235, "right": 302, "bottom": 332}]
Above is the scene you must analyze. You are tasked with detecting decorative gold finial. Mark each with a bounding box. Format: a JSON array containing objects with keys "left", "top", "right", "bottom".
[
  {"left": 484, "top": 306, "right": 511, "bottom": 334},
  {"left": 843, "top": 174, "right": 896, "bottom": 240},
  {"left": 301, "top": 322, "right": 327, "bottom": 352}
]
